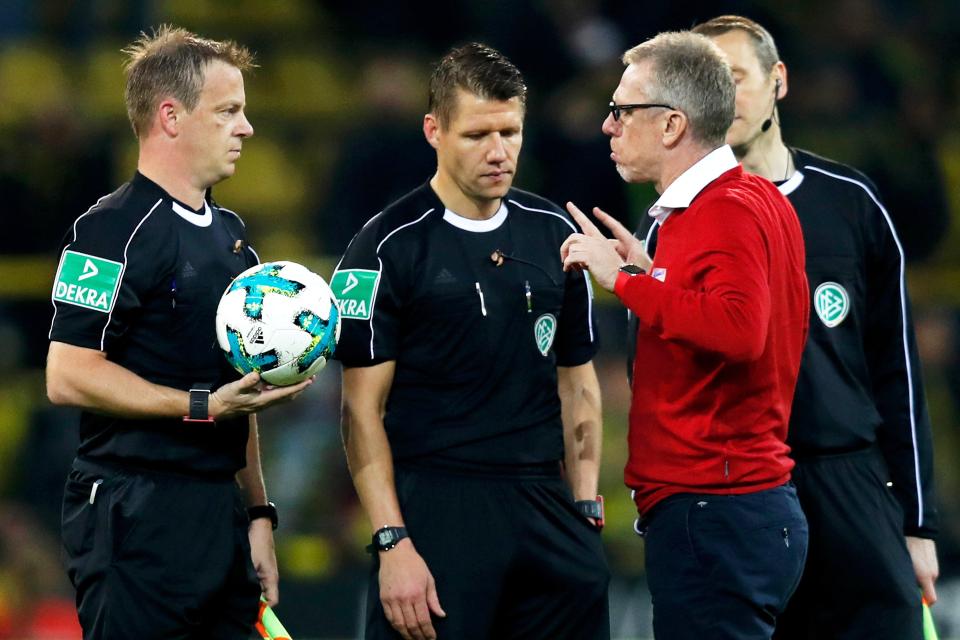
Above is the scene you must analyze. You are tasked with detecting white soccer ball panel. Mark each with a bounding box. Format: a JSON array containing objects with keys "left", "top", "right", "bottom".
[
  {"left": 215, "top": 260, "right": 341, "bottom": 386},
  {"left": 259, "top": 295, "right": 313, "bottom": 359},
  {"left": 260, "top": 355, "right": 326, "bottom": 386},
  {"left": 277, "top": 264, "right": 334, "bottom": 322},
  {"left": 215, "top": 287, "right": 255, "bottom": 351}
]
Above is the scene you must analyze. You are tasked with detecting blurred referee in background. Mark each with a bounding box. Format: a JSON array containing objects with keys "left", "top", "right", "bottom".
[
  {"left": 632, "top": 15, "right": 939, "bottom": 639},
  {"left": 333, "top": 43, "right": 609, "bottom": 640},
  {"left": 46, "top": 27, "right": 310, "bottom": 639}
]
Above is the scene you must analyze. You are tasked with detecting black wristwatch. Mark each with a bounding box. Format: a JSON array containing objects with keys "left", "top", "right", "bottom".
[
  {"left": 575, "top": 495, "right": 605, "bottom": 530},
  {"left": 618, "top": 264, "right": 646, "bottom": 276},
  {"left": 247, "top": 502, "right": 278, "bottom": 530},
  {"left": 184, "top": 383, "right": 215, "bottom": 423},
  {"left": 367, "top": 526, "right": 408, "bottom": 553}
]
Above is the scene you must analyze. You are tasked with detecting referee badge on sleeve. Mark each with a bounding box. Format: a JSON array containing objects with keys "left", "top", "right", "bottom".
[
  {"left": 52, "top": 250, "right": 123, "bottom": 313},
  {"left": 330, "top": 269, "right": 380, "bottom": 320}
]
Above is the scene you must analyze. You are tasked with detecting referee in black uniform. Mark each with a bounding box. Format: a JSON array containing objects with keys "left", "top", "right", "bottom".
[
  {"left": 627, "top": 17, "right": 938, "bottom": 639},
  {"left": 46, "top": 27, "right": 310, "bottom": 639},
  {"left": 333, "top": 43, "right": 610, "bottom": 640}
]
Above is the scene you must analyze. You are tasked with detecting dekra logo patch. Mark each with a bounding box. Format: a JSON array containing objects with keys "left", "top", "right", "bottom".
[
  {"left": 53, "top": 250, "right": 123, "bottom": 313},
  {"left": 330, "top": 269, "right": 380, "bottom": 320}
]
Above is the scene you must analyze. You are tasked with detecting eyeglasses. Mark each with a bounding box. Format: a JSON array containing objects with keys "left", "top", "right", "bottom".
[{"left": 609, "top": 101, "right": 675, "bottom": 121}]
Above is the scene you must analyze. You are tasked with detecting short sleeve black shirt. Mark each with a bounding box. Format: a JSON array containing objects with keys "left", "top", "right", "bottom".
[
  {"left": 332, "top": 182, "right": 598, "bottom": 465},
  {"left": 48, "top": 172, "right": 259, "bottom": 478}
]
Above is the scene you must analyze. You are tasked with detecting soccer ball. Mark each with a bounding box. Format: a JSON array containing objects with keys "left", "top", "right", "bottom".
[{"left": 215, "top": 261, "right": 341, "bottom": 386}]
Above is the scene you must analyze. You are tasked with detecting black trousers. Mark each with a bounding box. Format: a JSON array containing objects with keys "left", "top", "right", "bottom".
[
  {"left": 642, "top": 483, "right": 808, "bottom": 640},
  {"left": 364, "top": 463, "right": 611, "bottom": 639},
  {"left": 774, "top": 448, "right": 923, "bottom": 640},
  {"left": 61, "top": 458, "right": 261, "bottom": 640}
]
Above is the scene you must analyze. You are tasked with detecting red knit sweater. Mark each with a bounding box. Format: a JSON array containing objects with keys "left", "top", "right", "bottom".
[{"left": 616, "top": 166, "right": 809, "bottom": 516}]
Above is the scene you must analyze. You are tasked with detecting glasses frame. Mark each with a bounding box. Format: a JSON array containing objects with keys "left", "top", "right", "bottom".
[{"left": 609, "top": 101, "right": 675, "bottom": 121}]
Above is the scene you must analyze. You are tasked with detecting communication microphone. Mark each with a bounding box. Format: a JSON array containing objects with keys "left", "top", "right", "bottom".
[{"left": 760, "top": 78, "right": 781, "bottom": 133}]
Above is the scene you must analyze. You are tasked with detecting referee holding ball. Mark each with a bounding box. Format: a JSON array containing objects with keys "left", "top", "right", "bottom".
[
  {"left": 334, "top": 43, "right": 610, "bottom": 640},
  {"left": 46, "top": 26, "right": 309, "bottom": 639}
]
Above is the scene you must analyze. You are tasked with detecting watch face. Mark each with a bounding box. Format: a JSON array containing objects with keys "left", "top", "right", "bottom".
[
  {"left": 377, "top": 531, "right": 393, "bottom": 546},
  {"left": 620, "top": 264, "right": 644, "bottom": 275}
]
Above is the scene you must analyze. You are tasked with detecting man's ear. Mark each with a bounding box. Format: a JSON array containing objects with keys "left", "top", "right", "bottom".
[
  {"left": 157, "top": 99, "right": 181, "bottom": 137},
  {"left": 423, "top": 113, "right": 442, "bottom": 149},
  {"left": 773, "top": 61, "right": 788, "bottom": 100},
  {"left": 661, "top": 110, "right": 687, "bottom": 148}
]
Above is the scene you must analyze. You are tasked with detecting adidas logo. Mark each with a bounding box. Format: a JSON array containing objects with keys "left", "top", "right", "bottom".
[
  {"left": 181, "top": 261, "right": 197, "bottom": 279},
  {"left": 248, "top": 326, "right": 265, "bottom": 345},
  {"left": 434, "top": 268, "right": 457, "bottom": 285}
]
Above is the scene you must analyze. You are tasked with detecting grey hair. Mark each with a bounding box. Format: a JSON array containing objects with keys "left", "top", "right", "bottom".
[{"left": 622, "top": 32, "right": 735, "bottom": 147}]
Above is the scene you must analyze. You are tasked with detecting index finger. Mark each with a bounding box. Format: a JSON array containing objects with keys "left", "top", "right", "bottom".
[
  {"left": 259, "top": 377, "right": 313, "bottom": 404},
  {"left": 591, "top": 207, "right": 631, "bottom": 238},
  {"left": 277, "top": 377, "right": 314, "bottom": 394},
  {"left": 565, "top": 202, "right": 604, "bottom": 238}
]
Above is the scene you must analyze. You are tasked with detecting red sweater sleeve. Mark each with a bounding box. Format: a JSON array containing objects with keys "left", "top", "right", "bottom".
[{"left": 615, "top": 200, "right": 771, "bottom": 362}]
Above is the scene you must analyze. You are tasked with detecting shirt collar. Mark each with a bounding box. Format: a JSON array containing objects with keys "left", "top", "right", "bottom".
[
  {"left": 171, "top": 200, "right": 213, "bottom": 227},
  {"left": 648, "top": 145, "right": 739, "bottom": 222},
  {"left": 442, "top": 201, "right": 508, "bottom": 232},
  {"left": 777, "top": 170, "right": 805, "bottom": 196}
]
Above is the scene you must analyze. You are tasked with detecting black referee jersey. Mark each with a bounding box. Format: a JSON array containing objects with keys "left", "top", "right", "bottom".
[
  {"left": 332, "top": 181, "right": 599, "bottom": 466},
  {"left": 636, "top": 148, "right": 937, "bottom": 537},
  {"left": 49, "top": 172, "right": 260, "bottom": 478}
]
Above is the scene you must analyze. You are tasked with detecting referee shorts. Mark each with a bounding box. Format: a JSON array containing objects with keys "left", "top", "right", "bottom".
[
  {"left": 774, "top": 447, "right": 922, "bottom": 640},
  {"left": 61, "top": 458, "right": 261, "bottom": 640},
  {"left": 363, "top": 462, "right": 611, "bottom": 640}
]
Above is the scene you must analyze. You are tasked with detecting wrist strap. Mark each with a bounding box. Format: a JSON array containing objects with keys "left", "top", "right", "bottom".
[
  {"left": 575, "top": 495, "right": 605, "bottom": 529},
  {"left": 247, "top": 502, "right": 278, "bottom": 530},
  {"left": 184, "top": 383, "right": 214, "bottom": 423},
  {"left": 367, "top": 526, "right": 408, "bottom": 553}
]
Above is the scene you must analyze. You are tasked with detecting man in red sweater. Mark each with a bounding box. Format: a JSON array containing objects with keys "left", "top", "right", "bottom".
[{"left": 562, "top": 31, "right": 810, "bottom": 638}]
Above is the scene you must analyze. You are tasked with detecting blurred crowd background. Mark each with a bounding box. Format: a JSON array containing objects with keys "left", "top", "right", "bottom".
[{"left": 1, "top": 1, "right": 959, "bottom": 638}]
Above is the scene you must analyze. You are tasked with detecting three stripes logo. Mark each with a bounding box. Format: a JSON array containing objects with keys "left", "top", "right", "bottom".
[{"left": 814, "top": 282, "right": 850, "bottom": 328}]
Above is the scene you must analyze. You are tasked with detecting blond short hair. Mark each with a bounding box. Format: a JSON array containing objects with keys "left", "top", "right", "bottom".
[
  {"left": 122, "top": 25, "right": 255, "bottom": 138},
  {"left": 693, "top": 15, "right": 781, "bottom": 74}
]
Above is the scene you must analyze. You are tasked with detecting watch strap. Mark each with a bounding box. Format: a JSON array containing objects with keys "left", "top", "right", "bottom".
[
  {"left": 184, "top": 383, "right": 214, "bottom": 423},
  {"left": 618, "top": 264, "right": 646, "bottom": 276},
  {"left": 247, "top": 502, "right": 278, "bottom": 530},
  {"left": 367, "top": 525, "right": 409, "bottom": 553},
  {"left": 575, "top": 495, "right": 605, "bottom": 529}
]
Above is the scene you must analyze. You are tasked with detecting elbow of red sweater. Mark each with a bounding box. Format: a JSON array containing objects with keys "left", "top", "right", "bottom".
[
  {"left": 711, "top": 318, "right": 767, "bottom": 363},
  {"left": 723, "top": 337, "right": 765, "bottom": 363}
]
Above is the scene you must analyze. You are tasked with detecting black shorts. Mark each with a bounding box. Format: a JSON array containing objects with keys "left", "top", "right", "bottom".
[
  {"left": 364, "top": 463, "right": 610, "bottom": 640},
  {"left": 774, "top": 448, "right": 922, "bottom": 640},
  {"left": 61, "top": 458, "right": 261, "bottom": 640}
]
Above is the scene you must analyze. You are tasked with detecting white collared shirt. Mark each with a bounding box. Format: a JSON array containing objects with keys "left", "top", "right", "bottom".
[{"left": 648, "top": 145, "right": 739, "bottom": 223}]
